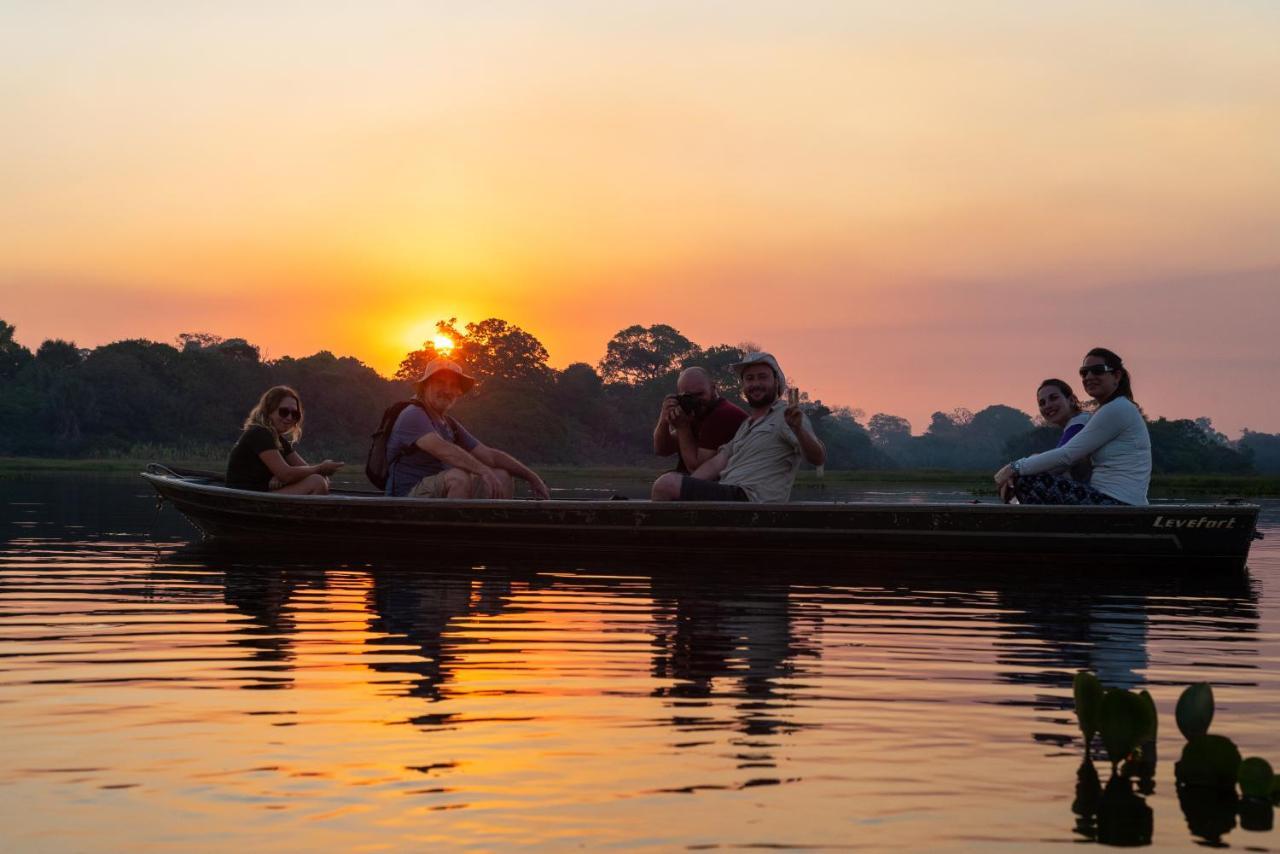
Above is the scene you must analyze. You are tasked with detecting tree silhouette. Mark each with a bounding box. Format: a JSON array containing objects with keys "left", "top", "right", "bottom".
[
  {"left": 598, "top": 324, "right": 701, "bottom": 385},
  {"left": 0, "top": 314, "right": 1269, "bottom": 474},
  {"left": 0, "top": 320, "right": 33, "bottom": 380},
  {"left": 396, "top": 318, "right": 551, "bottom": 386},
  {"left": 868, "top": 413, "right": 912, "bottom": 448}
]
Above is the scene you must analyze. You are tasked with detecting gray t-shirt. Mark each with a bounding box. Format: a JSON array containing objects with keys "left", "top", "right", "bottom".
[
  {"left": 719, "top": 399, "right": 811, "bottom": 503},
  {"left": 385, "top": 404, "right": 480, "bottom": 497}
]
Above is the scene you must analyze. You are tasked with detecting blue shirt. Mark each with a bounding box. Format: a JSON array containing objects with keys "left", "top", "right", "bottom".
[
  {"left": 1056, "top": 412, "right": 1090, "bottom": 447},
  {"left": 385, "top": 404, "right": 480, "bottom": 496}
]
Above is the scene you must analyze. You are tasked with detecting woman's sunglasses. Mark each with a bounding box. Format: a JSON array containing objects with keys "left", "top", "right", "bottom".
[
  {"left": 276, "top": 407, "right": 301, "bottom": 420},
  {"left": 1078, "top": 364, "right": 1117, "bottom": 378}
]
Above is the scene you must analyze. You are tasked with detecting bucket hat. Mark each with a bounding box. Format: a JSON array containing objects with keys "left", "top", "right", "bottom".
[
  {"left": 730, "top": 352, "right": 786, "bottom": 392},
  {"left": 417, "top": 358, "right": 477, "bottom": 393}
]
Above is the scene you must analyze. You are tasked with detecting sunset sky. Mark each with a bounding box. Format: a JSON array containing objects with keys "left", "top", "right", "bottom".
[{"left": 4, "top": 1, "right": 1279, "bottom": 435}]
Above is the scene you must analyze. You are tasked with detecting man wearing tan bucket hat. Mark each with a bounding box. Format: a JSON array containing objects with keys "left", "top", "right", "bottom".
[
  {"left": 650, "top": 352, "right": 826, "bottom": 503},
  {"left": 384, "top": 358, "right": 551, "bottom": 500}
]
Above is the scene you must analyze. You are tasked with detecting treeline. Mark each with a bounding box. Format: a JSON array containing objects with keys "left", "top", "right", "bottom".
[{"left": 1, "top": 317, "right": 1276, "bottom": 474}]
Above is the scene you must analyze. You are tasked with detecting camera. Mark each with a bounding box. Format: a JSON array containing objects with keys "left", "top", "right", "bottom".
[{"left": 675, "top": 393, "right": 701, "bottom": 415}]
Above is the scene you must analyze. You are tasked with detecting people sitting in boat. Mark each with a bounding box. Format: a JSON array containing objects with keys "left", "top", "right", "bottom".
[
  {"left": 653, "top": 367, "right": 748, "bottom": 474},
  {"left": 225, "top": 385, "right": 343, "bottom": 494},
  {"left": 384, "top": 358, "right": 551, "bottom": 500},
  {"left": 651, "top": 352, "right": 826, "bottom": 502},
  {"left": 994, "top": 348, "right": 1151, "bottom": 505}
]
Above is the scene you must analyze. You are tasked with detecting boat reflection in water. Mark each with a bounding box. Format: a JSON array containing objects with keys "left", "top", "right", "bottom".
[
  {"left": 166, "top": 543, "right": 1266, "bottom": 845},
  {"left": 222, "top": 566, "right": 328, "bottom": 690},
  {"left": 648, "top": 574, "right": 819, "bottom": 738}
]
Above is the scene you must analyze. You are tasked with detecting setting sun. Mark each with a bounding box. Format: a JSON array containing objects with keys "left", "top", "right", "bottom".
[{"left": 432, "top": 334, "right": 456, "bottom": 355}]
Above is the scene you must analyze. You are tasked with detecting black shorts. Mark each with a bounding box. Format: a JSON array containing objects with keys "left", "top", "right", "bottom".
[{"left": 677, "top": 476, "right": 749, "bottom": 502}]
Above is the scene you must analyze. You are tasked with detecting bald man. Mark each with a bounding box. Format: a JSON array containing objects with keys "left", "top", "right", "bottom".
[{"left": 653, "top": 367, "right": 748, "bottom": 474}]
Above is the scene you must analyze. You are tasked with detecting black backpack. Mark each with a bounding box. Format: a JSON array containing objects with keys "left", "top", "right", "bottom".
[{"left": 366, "top": 400, "right": 424, "bottom": 490}]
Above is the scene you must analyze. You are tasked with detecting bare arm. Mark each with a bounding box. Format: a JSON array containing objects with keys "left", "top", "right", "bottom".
[
  {"left": 653, "top": 396, "right": 680, "bottom": 455},
  {"left": 414, "top": 432, "right": 503, "bottom": 492},
  {"left": 677, "top": 429, "right": 718, "bottom": 473},
  {"left": 258, "top": 449, "right": 343, "bottom": 484},
  {"left": 676, "top": 421, "right": 717, "bottom": 471},
  {"left": 690, "top": 449, "right": 730, "bottom": 481},
  {"left": 784, "top": 408, "right": 827, "bottom": 466},
  {"left": 472, "top": 444, "right": 551, "bottom": 499}
]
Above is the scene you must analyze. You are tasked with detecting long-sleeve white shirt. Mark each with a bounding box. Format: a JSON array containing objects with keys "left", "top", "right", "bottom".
[{"left": 1016, "top": 396, "right": 1151, "bottom": 505}]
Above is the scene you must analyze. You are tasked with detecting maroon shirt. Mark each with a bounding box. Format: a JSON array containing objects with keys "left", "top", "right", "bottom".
[{"left": 672, "top": 397, "right": 748, "bottom": 473}]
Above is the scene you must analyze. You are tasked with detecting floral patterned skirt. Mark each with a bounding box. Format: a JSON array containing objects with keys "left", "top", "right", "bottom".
[{"left": 1013, "top": 472, "right": 1125, "bottom": 506}]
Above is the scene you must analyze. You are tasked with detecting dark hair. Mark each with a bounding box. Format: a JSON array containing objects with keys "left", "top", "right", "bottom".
[
  {"left": 1085, "top": 347, "right": 1134, "bottom": 403},
  {"left": 1037, "top": 377, "right": 1076, "bottom": 400},
  {"left": 1037, "top": 378, "right": 1082, "bottom": 413}
]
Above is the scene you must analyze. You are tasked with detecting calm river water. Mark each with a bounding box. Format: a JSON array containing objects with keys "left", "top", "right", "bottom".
[{"left": 1, "top": 474, "right": 1278, "bottom": 851}]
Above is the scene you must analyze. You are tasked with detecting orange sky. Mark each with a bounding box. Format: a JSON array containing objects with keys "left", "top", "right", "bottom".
[{"left": 3, "top": 2, "right": 1279, "bottom": 435}]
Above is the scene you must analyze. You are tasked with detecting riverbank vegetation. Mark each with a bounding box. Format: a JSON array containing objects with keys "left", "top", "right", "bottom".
[{"left": 3, "top": 317, "right": 1277, "bottom": 483}]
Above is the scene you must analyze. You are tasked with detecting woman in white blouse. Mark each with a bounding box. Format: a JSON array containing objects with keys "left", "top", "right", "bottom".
[{"left": 994, "top": 348, "right": 1151, "bottom": 505}]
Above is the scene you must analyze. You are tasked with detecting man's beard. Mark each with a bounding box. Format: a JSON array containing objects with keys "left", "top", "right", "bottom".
[{"left": 745, "top": 386, "right": 779, "bottom": 408}]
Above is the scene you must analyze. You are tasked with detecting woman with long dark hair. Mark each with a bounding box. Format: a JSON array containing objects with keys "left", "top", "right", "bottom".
[
  {"left": 226, "top": 385, "right": 343, "bottom": 494},
  {"left": 994, "top": 348, "right": 1151, "bottom": 505}
]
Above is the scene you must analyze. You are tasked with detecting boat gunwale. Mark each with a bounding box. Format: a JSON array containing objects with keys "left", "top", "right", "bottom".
[{"left": 140, "top": 472, "right": 1261, "bottom": 516}]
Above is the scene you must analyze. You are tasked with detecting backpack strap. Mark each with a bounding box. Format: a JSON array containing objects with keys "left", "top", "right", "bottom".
[{"left": 386, "top": 399, "right": 426, "bottom": 468}]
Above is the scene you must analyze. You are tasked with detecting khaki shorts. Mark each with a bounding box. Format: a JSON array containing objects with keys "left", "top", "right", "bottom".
[{"left": 408, "top": 470, "right": 489, "bottom": 499}]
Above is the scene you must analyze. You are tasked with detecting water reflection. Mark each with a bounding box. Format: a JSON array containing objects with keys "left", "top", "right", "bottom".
[
  {"left": 364, "top": 567, "right": 555, "bottom": 706},
  {"left": 2, "top": 480, "right": 1274, "bottom": 851},
  {"left": 1073, "top": 759, "right": 1156, "bottom": 846},
  {"left": 648, "top": 574, "right": 818, "bottom": 751},
  {"left": 997, "top": 574, "right": 1258, "bottom": 693},
  {"left": 223, "top": 566, "right": 330, "bottom": 689}
]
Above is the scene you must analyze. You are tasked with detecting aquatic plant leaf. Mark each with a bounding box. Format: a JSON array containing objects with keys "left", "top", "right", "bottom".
[
  {"left": 1136, "top": 690, "right": 1158, "bottom": 743},
  {"left": 1175, "top": 734, "right": 1242, "bottom": 790},
  {"left": 1238, "top": 757, "right": 1274, "bottom": 799},
  {"left": 1176, "top": 682, "right": 1214, "bottom": 740},
  {"left": 1073, "top": 671, "right": 1104, "bottom": 742},
  {"left": 1099, "top": 689, "right": 1145, "bottom": 767}
]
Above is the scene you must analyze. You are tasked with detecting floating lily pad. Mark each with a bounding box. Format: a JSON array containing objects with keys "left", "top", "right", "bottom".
[
  {"left": 1176, "top": 683, "right": 1214, "bottom": 740},
  {"left": 1176, "top": 734, "right": 1241, "bottom": 790}
]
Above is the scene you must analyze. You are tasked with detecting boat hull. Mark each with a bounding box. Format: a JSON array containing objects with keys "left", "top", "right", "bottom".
[{"left": 142, "top": 472, "right": 1261, "bottom": 571}]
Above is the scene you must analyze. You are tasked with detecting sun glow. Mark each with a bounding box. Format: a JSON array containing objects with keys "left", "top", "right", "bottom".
[{"left": 432, "top": 334, "right": 456, "bottom": 355}]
